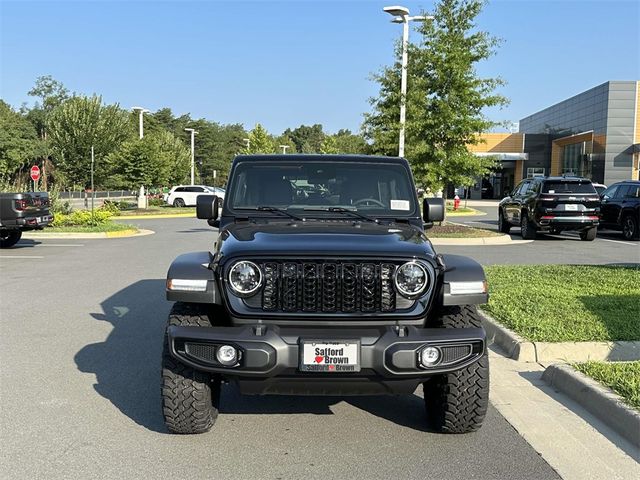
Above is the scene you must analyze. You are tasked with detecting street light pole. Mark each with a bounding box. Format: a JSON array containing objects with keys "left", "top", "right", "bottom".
[
  {"left": 243, "top": 138, "right": 250, "bottom": 152},
  {"left": 132, "top": 107, "right": 149, "bottom": 139},
  {"left": 280, "top": 145, "right": 289, "bottom": 154},
  {"left": 185, "top": 128, "right": 198, "bottom": 185},
  {"left": 383, "top": 6, "right": 433, "bottom": 158}
]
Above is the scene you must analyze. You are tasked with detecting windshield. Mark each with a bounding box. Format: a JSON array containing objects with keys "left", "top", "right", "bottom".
[
  {"left": 228, "top": 161, "right": 417, "bottom": 216},
  {"left": 542, "top": 181, "right": 596, "bottom": 194}
]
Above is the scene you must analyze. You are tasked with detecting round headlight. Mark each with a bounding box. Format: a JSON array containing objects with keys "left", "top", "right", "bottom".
[
  {"left": 394, "top": 261, "right": 430, "bottom": 298},
  {"left": 228, "top": 260, "right": 262, "bottom": 296}
]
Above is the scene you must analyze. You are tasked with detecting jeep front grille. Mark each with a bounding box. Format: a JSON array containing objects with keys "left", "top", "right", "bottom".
[{"left": 258, "top": 261, "right": 404, "bottom": 313}]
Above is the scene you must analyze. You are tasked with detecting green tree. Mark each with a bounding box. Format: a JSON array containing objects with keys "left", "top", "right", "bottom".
[
  {"left": 320, "top": 135, "right": 338, "bottom": 154},
  {"left": 364, "top": 0, "right": 508, "bottom": 193},
  {"left": 104, "top": 130, "right": 190, "bottom": 189},
  {"left": 244, "top": 123, "right": 275, "bottom": 154},
  {"left": 48, "top": 95, "right": 132, "bottom": 187},
  {"left": 333, "top": 129, "right": 369, "bottom": 154},
  {"left": 25, "top": 76, "right": 70, "bottom": 189},
  {"left": 283, "top": 124, "right": 325, "bottom": 153},
  {"left": 0, "top": 100, "right": 44, "bottom": 184},
  {"left": 274, "top": 134, "right": 296, "bottom": 155}
]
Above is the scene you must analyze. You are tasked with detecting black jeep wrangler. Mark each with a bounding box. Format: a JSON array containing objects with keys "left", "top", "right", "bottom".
[{"left": 162, "top": 155, "right": 489, "bottom": 434}]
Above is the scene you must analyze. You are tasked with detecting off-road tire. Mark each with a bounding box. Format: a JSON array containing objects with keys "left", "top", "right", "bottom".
[
  {"left": 520, "top": 211, "right": 537, "bottom": 239},
  {"left": 423, "top": 305, "right": 489, "bottom": 434},
  {"left": 161, "top": 302, "right": 221, "bottom": 434},
  {"left": 0, "top": 230, "right": 22, "bottom": 248},
  {"left": 497, "top": 210, "right": 510, "bottom": 233},
  {"left": 622, "top": 214, "right": 639, "bottom": 240},
  {"left": 173, "top": 198, "right": 185, "bottom": 208},
  {"left": 579, "top": 226, "right": 597, "bottom": 241}
]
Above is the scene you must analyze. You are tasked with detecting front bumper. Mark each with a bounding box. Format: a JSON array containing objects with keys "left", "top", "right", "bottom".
[{"left": 167, "top": 324, "right": 486, "bottom": 395}]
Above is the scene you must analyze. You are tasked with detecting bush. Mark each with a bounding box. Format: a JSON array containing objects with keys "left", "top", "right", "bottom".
[
  {"left": 148, "top": 197, "right": 165, "bottom": 207},
  {"left": 100, "top": 200, "right": 121, "bottom": 214},
  {"left": 52, "top": 209, "right": 114, "bottom": 227}
]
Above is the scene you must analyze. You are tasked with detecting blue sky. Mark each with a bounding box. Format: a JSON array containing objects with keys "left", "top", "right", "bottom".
[{"left": 1, "top": 0, "right": 638, "bottom": 134}]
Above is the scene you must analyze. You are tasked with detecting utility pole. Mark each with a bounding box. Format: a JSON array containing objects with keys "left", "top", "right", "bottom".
[
  {"left": 90, "top": 146, "right": 95, "bottom": 222},
  {"left": 280, "top": 145, "right": 290, "bottom": 154},
  {"left": 132, "top": 107, "right": 149, "bottom": 139},
  {"left": 185, "top": 128, "right": 198, "bottom": 185}
]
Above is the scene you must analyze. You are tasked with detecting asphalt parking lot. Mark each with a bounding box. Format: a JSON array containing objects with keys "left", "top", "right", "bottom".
[{"left": 0, "top": 217, "right": 564, "bottom": 480}]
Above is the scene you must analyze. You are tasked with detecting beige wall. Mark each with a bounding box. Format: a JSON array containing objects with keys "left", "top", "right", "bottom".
[{"left": 469, "top": 133, "right": 524, "bottom": 153}]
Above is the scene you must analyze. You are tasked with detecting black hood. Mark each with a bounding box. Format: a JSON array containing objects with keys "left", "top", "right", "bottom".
[{"left": 216, "top": 220, "right": 435, "bottom": 261}]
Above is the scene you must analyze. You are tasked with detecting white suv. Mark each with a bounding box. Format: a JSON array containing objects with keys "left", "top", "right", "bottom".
[{"left": 165, "top": 185, "right": 213, "bottom": 207}]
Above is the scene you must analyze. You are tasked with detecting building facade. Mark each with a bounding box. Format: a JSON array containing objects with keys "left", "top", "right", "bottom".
[{"left": 469, "top": 81, "right": 640, "bottom": 199}]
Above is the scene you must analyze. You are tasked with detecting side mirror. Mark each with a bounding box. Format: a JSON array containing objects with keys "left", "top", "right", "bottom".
[
  {"left": 196, "top": 194, "right": 219, "bottom": 220},
  {"left": 423, "top": 197, "right": 445, "bottom": 224}
]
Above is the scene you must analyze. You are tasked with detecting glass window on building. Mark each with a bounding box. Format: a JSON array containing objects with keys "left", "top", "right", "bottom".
[
  {"left": 527, "top": 167, "right": 545, "bottom": 178},
  {"left": 562, "top": 141, "right": 593, "bottom": 178}
]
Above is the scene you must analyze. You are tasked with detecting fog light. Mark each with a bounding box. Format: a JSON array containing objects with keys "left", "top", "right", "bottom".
[
  {"left": 420, "top": 346, "right": 441, "bottom": 367},
  {"left": 216, "top": 345, "right": 238, "bottom": 366}
]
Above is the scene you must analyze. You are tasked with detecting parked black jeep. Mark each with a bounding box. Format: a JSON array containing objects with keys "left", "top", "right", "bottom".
[
  {"left": 498, "top": 176, "right": 600, "bottom": 240},
  {"left": 162, "top": 155, "right": 489, "bottom": 434},
  {"left": 598, "top": 180, "right": 640, "bottom": 240},
  {"left": 0, "top": 192, "right": 53, "bottom": 248}
]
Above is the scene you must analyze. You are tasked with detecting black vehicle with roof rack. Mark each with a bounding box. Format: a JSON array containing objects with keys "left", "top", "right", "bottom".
[
  {"left": 161, "top": 154, "right": 490, "bottom": 435},
  {"left": 498, "top": 175, "right": 600, "bottom": 240}
]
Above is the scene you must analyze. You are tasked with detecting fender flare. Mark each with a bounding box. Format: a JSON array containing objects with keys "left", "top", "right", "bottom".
[
  {"left": 439, "top": 254, "right": 488, "bottom": 306},
  {"left": 166, "top": 251, "right": 221, "bottom": 304}
]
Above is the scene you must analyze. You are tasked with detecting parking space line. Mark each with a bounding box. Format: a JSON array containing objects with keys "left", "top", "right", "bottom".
[
  {"left": 37, "top": 244, "right": 85, "bottom": 247},
  {"left": 598, "top": 238, "right": 638, "bottom": 247},
  {"left": 0, "top": 255, "right": 44, "bottom": 259}
]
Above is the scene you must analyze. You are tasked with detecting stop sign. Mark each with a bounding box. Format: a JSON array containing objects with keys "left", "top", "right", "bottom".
[{"left": 30, "top": 165, "right": 40, "bottom": 182}]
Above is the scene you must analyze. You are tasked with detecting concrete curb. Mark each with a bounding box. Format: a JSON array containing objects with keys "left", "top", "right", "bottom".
[
  {"left": 116, "top": 213, "right": 194, "bottom": 219},
  {"left": 22, "top": 229, "right": 154, "bottom": 239},
  {"left": 479, "top": 309, "right": 640, "bottom": 362},
  {"left": 430, "top": 235, "right": 532, "bottom": 246},
  {"left": 445, "top": 208, "right": 487, "bottom": 217},
  {"left": 542, "top": 363, "right": 640, "bottom": 448}
]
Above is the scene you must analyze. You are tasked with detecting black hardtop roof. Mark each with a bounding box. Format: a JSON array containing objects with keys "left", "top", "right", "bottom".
[
  {"left": 232, "top": 154, "right": 408, "bottom": 165},
  {"left": 609, "top": 180, "right": 640, "bottom": 185}
]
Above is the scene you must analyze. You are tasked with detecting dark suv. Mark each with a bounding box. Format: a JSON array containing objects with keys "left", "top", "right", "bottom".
[
  {"left": 161, "top": 155, "right": 490, "bottom": 435},
  {"left": 598, "top": 180, "right": 640, "bottom": 240},
  {"left": 498, "top": 176, "right": 600, "bottom": 240}
]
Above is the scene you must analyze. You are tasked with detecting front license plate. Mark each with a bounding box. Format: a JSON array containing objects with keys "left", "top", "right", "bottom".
[
  {"left": 565, "top": 204, "right": 578, "bottom": 211},
  {"left": 299, "top": 340, "right": 360, "bottom": 372}
]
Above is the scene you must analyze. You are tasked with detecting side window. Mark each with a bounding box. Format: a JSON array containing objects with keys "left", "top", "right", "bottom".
[
  {"left": 613, "top": 186, "right": 628, "bottom": 199},
  {"left": 602, "top": 186, "right": 618, "bottom": 199},
  {"left": 627, "top": 186, "right": 640, "bottom": 198},
  {"left": 518, "top": 182, "right": 531, "bottom": 195},
  {"left": 513, "top": 181, "right": 526, "bottom": 195},
  {"left": 174, "top": 187, "right": 185, "bottom": 193},
  {"left": 528, "top": 181, "right": 541, "bottom": 194},
  {"left": 187, "top": 187, "right": 204, "bottom": 193}
]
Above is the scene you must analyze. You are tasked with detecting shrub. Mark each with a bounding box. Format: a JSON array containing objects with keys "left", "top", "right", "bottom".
[
  {"left": 148, "top": 197, "right": 165, "bottom": 207},
  {"left": 52, "top": 209, "right": 114, "bottom": 227},
  {"left": 100, "top": 200, "right": 121, "bottom": 214}
]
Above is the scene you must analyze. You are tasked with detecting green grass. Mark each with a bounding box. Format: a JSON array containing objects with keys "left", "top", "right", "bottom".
[
  {"left": 37, "top": 222, "right": 137, "bottom": 233},
  {"left": 573, "top": 361, "right": 640, "bottom": 411},
  {"left": 428, "top": 222, "right": 502, "bottom": 238},
  {"left": 484, "top": 265, "right": 640, "bottom": 342}
]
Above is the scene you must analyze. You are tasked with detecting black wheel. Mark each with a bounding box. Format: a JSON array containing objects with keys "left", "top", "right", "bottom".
[
  {"left": 520, "top": 211, "right": 536, "bottom": 239},
  {"left": 579, "top": 226, "right": 597, "bottom": 241},
  {"left": 622, "top": 214, "right": 639, "bottom": 240},
  {"left": 0, "top": 230, "right": 22, "bottom": 248},
  {"left": 161, "top": 302, "right": 221, "bottom": 434},
  {"left": 497, "top": 210, "right": 510, "bottom": 233},
  {"left": 173, "top": 198, "right": 185, "bottom": 208},
  {"left": 423, "top": 305, "right": 489, "bottom": 433}
]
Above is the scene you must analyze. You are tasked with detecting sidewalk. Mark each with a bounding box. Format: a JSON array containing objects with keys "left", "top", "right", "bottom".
[{"left": 490, "top": 349, "right": 640, "bottom": 479}]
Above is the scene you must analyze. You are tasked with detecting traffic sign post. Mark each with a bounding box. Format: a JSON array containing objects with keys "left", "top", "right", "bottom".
[{"left": 30, "top": 165, "right": 41, "bottom": 191}]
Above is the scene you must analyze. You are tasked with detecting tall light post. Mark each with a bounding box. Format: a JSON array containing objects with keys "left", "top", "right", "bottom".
[
  {"left": 243, "top": 138, "right": 250, "bottom": 152},
  {"left": 383, "top": 6, "right": 433, "bottom": 158},
  {"left": 132, "top": 106, "right": 150, "bottom": 139},
  {"left": 185, "top": 128, "right": 198, "bottom": 185},
  {"left": 280, "top": 145, "right": 290, "bottom": 154}
]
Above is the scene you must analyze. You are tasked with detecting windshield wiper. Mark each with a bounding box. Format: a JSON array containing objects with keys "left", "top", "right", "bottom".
[
  {"left": 236, "top": 206, "right": 304, "bottom": 221},
  {"left": 303, "top": 207, "right": 379, "bottom": 224}
]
